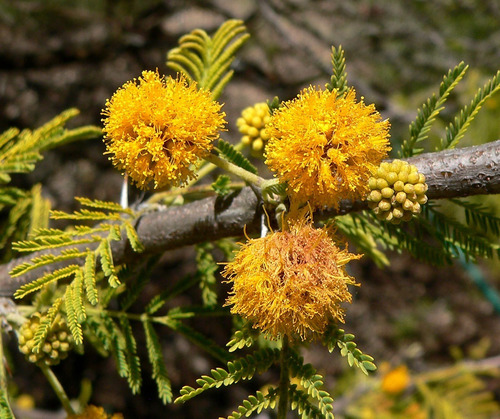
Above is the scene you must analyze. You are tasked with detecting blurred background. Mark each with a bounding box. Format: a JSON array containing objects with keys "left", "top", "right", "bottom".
[{"left": 1, "top": 0, "right": 500, "bottom": 417}]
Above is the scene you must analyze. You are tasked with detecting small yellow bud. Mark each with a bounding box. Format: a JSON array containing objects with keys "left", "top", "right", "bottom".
[
  {"left": 368, "top": 190, "right": 382, "bottom": 202},
  {"left": 393, "top": 181, "right": 405, "bottom": 192},
  {"left": 395, "top": 192, "right": 407, "bottom": 204},
  {"left": 376, "top": 178, "right": 389, "bottom": 189},
  {"left": 386, "top": 172, "right": 398, "bottom": 185},
  {"left": 407, "top": 172, "right": 419, "bottom": 184},
  {"left": 381, "top": 187, "right": 394, "bottom": 199}
]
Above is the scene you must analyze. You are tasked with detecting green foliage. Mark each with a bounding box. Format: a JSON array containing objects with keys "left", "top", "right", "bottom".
[
  {"left": 289, "top": 351, "right": 335, "bottom": 418},
  {"left": 195, "top": 243, "right": 219, "bottom": 307},
  {"left": 327, "top": 45, "right": 348, "bottom": 96},
  {"left": 175, "top": 348, "right": 281, "bottom": 403},
  {"left": 225, "top": 389, "right": 278, "bottom": 419},
  {"left": 289, "top": 386, "right": 331, "bottom": 419},
  {"left": 0, "top": 392, "right": 14, "bottom": 419},
  {"left": 324, "top": 327, "right": 376, "bottom": 375},
  {"left": 439, "top": 70, "right": 500, "bottom": 150},
  {"left": 216, "top": 139, "right": 258, "bottom": 175},
  {"left": 226, "top": 326, "right": 257, "bottom": 353},
  {"left": 212, "top": 174, "right": 232, "bottom": 197},
  {"left": 166, "top": 19, "right": 249, "bottom": 100},
  {"left": 452, "top": 198, "right": 500, "bottom": 236},
  {"left": 11, "top": 198, "right": 144, "bottom": 348},
  {"left": 0, "top": 110, "right": 100, "bottom": 262},
  {"left": 400, "top": 62, "right": 468, "bottom": 157},
  {"left": 143, "top": 320, "right": 173, "bottom": 404},
  {"left": 416, "top": 367, "right": 500, "bottom": 419}
]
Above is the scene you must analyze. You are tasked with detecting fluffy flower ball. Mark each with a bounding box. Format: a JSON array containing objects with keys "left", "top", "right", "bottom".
[
  {"left": 265, "top": 87, "right": 391, "bottom": 209},
  {"left": 102, "top": 70, "right": 226, "bottom": 189},
  {"left": 222, "top": 220, "right": 361, "bottom": 341}
]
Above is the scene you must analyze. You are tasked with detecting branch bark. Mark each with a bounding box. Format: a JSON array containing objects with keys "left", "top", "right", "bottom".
[{"left": 1, "top": 140, "right": 499, "bottom": 297}]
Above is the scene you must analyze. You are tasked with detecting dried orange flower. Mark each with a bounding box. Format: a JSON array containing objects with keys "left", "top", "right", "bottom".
[
  {"left": 102, "top": 70, "right": 226, "bottom": 189},
  {"left": 222, "top": 218, "right": 361, "bottom": 341},
  {"left": 265, "top": 87, "right": 391, "bottom": 209}
]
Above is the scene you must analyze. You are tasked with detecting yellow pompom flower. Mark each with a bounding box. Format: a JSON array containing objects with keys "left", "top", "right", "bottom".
[
  {"left": 265, "top": 87, "right": 391, "bottom": 209},
  {"left": 102, "top": 70, "right": 226, "bottom": 189},
  {"left": 222, "top": 218, "right": 361, "bottom": 341}
]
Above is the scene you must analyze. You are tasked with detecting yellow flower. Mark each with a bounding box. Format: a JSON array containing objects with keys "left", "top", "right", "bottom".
[
  {"left": 265, "top": 87, "right": 391, "bottom": 209},
  {"left": 102, "top": 70, "right": 226, "bottom": 189},
  {"left": 381, "top": 365, "right": 411, "bottom": 395},
  {"left": 67, "top": 405, "right": 123, "bottom": 419},
  {"left": 222, "top": 218, "right": 361, "bottom": 341}
]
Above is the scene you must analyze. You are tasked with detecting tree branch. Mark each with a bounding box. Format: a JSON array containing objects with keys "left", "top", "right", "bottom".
[{"left": 0, "top": 140, "right": 499, "bottom": 297}]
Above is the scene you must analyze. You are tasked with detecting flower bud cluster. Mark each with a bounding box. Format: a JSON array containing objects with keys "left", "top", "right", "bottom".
[
  {"left": 18, "top": 313, "right": 73, "bottom": 366},
  {"left": 367, "top": 160, "right": 428, "bottom": 224},
  {"left": 236, "top": 102, "right": 271, "bottom": 153}
]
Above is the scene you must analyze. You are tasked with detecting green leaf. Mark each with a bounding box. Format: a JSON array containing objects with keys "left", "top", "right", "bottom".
[
  {"left": 217, "top": 139, "right": 258, "bottom": 175},
  {"left": 143, "top": 320, "right": 172, "bottom": 404},
  {"left": 123, "top": 221, "right": 144, "bottom": 253},
  {"left": 64, "top": 285, "right": 83, "bottom": 345},
  {"left": 166, "top": 19, "right": 249, "bottom": 99},
  {"left": 14, "top": 265, "right": 80, "bottom": 299},
  {"left": 32, "top": 298, "right": 63, "bottom": 352},
  {"left": 98, "top": 239, "right": 120, "bottom": 287},
  {"left": 83, "top": 252, "right": 98, "bottom": 305},
  {"left": 327, "top": 45, "right": 348, "bottom": 96},
  {"left": 400, "top": 62, "right": 468, "bottom": 157},
  {"left": 439, "top": 69, "right": 500, "bottom": 150},
  {"left": 120, "top": 315, "right": 142, "bottom": 394},
  {"left": 211, "top": 174, "right": 232, "bottom": 197}
]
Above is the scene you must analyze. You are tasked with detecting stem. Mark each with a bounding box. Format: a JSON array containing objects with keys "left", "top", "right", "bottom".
[
  {"left": 277, "top": 336, "right": 290, "bottom": 419},
  {"left": 204, "top": 153, "right": 267, "bottom": 188},
  {"left": 40, "top": 364, "right": 76, "bottom": 415},
  {"left": 0, "top": 327, "right": 15, "bottom": 416}
]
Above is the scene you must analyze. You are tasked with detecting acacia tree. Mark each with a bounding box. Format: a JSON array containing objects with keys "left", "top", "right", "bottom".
[{"left": 1, "top": 20, "right": 500, "bottom": 419}]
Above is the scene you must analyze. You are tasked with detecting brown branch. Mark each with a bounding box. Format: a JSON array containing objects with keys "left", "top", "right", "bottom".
[{"left": 1, "top": 140, "right": 499, "bottom": 297}]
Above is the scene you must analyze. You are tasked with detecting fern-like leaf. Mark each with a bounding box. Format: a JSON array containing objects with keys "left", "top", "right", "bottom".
[
  {"left": 83, "top": 252, "right": 98, "bottom": 305},
  {"left": 0, "top": 389, "right": 15, "bottom": 419},
  {"left": 14, "top": 265, "right": 80, "bottom": 299},
  {"left": 226, "top": 328, "right": 256, "bottom": 353},
  {"left": 72, "top": 269, "right": 86, "bottom": 323},
  {"left": 32, "top": 298, "right": 63, "bottom": 352},
  {"left": 166, "top": 19, "right": 249, "bottom": 99},
  {"left": 289, "top": 385, "right": 330, "bottom": 419},
  {"left": 64, "top": 285, "right": 83, "bottom": 345},
  {"left": 143, "top": 320, "right": 172, "bottom": 404},
  {"left": 50, "top": 209, "right": 122, "bottom": 221},
  {"left": 175, "top": 348, "right": 280, "bottom": 403},
  {"left": 10, "top": 248, "right": 87, "bottom": 277},
  {"left": 440, "top": 69, "right": 500, "bottom": 150},
  {"left": 120, "top": 315, "right": 142, "bottom": 394},
  {"left": 217, "top": 139, "right": 257, "bottom": 175},
  {"left": 400, "top": 62, "right": 468, "bottom": 157},
  {"left": 98, "top": 239, "right": 120, "bottom": 287},
  {"left": 100, "top": 313, "right": 129, "bottom": 379},
  {"left": 123, "top": 220, "right": 144, "bottom": 253},
  {"left": 195, "top": 243, "right": 218, "bottom": 307},
  {"left": 225, "top": 389, "right": 278, "bottom": 419},
  {"left": 323, "top": 327, "right": 376, "bottom": 375},
  {"left": 326, "top": 45, "right": 348, "bottom": 96},
  {"left": 161, "top": 317, "right": 231, "bottom": 363},
  {"left": 75, "top": 197, "right": 133, "bottom": 214},
  {"left": 452, "top": 198, "right": 500, "bottom": 236},
  {"left": 288, "top": 352, "right": 335, "bottom": 418}
]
